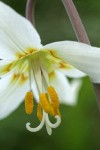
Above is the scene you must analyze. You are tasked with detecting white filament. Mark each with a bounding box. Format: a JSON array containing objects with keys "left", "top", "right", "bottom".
[
  {"left": 26, "top": 111, "right": 61, "bottom": 134},
  {"left": 46, "top": 114, "right": 61, "bottom": 128},
  {"left": 39, "top": 59, "right": 49, "bottom": 86},
  {"left": 32, "top": 60, "right": 42, "bottom": 93},
  {"left": 28, "top": 61, "right": 32, "bottom": 91},
  {"left": 26, "top": 114, "right": 45, "bottom": 132}
]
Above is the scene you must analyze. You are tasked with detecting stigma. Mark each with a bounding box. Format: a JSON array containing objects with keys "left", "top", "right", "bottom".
[{"left": 25, "top": 86, "right": 61, "bottom": 135}]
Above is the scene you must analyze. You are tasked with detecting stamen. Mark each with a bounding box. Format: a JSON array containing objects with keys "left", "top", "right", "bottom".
[
  {"left": 37, "top": 103, "right": 43, "bottom": 121},
  {"left": 48, "top": 86, "right": 60, "bottom": 116},
  {"left": 26, "top": 111, "right": 45, "bottom": 132},
  {"left": 52, "top": 106, "right": 61, "bottom": 117},
  {"left": 46, "top": 114, "right": 61, "bottom": 128},
  {"left": 25, "top": 92, "right": 34, "bottom": 115},
  {"left": 40, "top": 93, "right": 55, "bottom": 116},
  {"left": 48, "top": 86, "right": 59, "bottom": 108}
]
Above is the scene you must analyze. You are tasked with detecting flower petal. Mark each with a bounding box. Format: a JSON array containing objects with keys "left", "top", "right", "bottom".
[
  {"left": 57, "top": 61, "right": 85, "bottom": 78},
  {"left": 0, "top": 62, "right": 30, "bottom": 119},
  {"left": 0, "top": 2, "right": 42, "bottom": 60},
  {"left": 43, "top": 41, "right": 100, "bottom": 83},
  {"left": 0, "top": 60, "right": 16, "bottom": 77},
  {"left": 49, "top": 71, "right": 81, "bottom": 105}
]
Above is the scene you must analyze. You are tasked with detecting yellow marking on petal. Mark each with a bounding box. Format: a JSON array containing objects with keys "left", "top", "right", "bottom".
[
  {"left": 16, "top": 53, "right": 24, "bottom": 59},
  {"left": 2, "top": 63, "right": 12, "bottom": 73},
  {"left": 16, "top": 48, "right": 37, "bottom": 59},
  {"left": 49, "top": 50, "right": 59, "bottom": 59},
  {"left": 25, "top": 92, "right": 34, "bottom": 115},
  {"left": 11, "top": 73, "right": 28, "bottom": 85},
  {"left": 59, "top": 62, "right": 71, "bottom": 69},
  {"left": 19, "top": 73, "right": 28, "bottom": 85},
  {"left": 49, "top": 71, "right": 55, "bottom": 78},
  {"left": 26, "top": 48, "right": 36, "bottom": 54},
  {"left": 40, "top": 93, "right": 55, "bottom": 116},
  {"left": 11, "top": 73, "right": 20, "bottom": 82},
  {"left": 37, "top": 103, "right": 43, "bottom": 121}
]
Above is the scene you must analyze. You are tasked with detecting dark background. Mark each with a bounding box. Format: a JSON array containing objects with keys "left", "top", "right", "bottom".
[{"left": 0, "top": 0, "right": 100, "bottom": 150}]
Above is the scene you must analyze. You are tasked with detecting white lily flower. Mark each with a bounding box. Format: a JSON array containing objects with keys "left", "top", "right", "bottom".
[{"left": 0, "top": 2, "right": 85, "bottom": 135}]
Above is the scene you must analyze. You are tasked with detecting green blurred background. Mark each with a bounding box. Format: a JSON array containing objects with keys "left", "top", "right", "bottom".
[{"left": 0, "top": 0, "right": 100, "bottom": 150}]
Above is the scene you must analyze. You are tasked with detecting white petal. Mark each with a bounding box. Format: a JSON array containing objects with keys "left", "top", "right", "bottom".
[
  {"left": 0, "top": 2, "right": 42, "bottom": 60},
  {"left": 43, "top": 41, "right": 100, "bottom": 83},
  {"left": 0, "top": 59, "right": 18, "bottom": 77},
  {"left": 0, "top": 67, "right": 30, "bottom": 120},
  {"left": 58, "top": 62, "right": 85, "bottom": 78},
  {"left": 67, "top": 79, "right": 82, "bottom": 105},
  {"left": 49, "top": 71, "right": 81, "bottom": 105}
]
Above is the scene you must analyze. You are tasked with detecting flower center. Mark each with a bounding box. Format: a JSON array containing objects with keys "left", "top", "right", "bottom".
[
  {"left": 25, "top": 86, "right": 61, "bottom": 135},
  {"left": 24, "top": 58, "right": 61, "bottom": 135}
]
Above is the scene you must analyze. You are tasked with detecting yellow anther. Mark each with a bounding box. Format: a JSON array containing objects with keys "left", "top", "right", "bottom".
[
  {"left": 56, "top": 109, "right": 61, "bottom": 116},
  {"left": 48, "top": 86, "right": 59, "bottom": 108},
  {"left": 52, "top": 106, "right": 61, "bottom": 117},
  {"left": 25, "top": 92, "right": 34, "bottom": 115},
  {"left": 48, "top": 86, "right": 61, "bottom": 116},
  {"left": 40, "top": 93, "right": 55, "bottom": 116},
  {"left": 37, "top": 103, "right": 43, "bottom": 121}
]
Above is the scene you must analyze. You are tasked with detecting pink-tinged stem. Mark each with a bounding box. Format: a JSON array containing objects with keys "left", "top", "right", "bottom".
[
  {"left": 61, "top": 0, "right": 90, "bottom": 44},
  {"left": 26, "top": 0, "right": 36, "bottom": 26},
  {"left": 62, "top": 0, "right": 100, "bottom": 111}
]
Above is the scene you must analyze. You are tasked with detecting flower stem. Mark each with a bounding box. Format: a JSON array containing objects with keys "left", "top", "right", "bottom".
[
  {"left": 93, "top": 84, "right": 100, "bottom": 110},
  {"left": 62, "top": 0, "right": 100, "bottom": 111},
  {"left": 61, "top": 0, "right": 90, "bottom": 44},
  {"left": 26, "top": 0, "right": 36, "bottom": 26}
]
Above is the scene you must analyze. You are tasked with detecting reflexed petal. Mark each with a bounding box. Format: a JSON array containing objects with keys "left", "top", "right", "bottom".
[
  {"left": 0, "top": 60, "right": 15, "bottom": 77},
  {"left": 49, "top": 71, "right": 81, "bottom": 105},
  {"left": 57, "top": 61, "right": 85, "bottom": 78},
  {"left": 0, "top": 2, "right": 42, "bottom": 60},
  {"left": 43, "top": 41, "right": 100, "bottom": 83},
  {"left": 0, "top": 60, "right": 30, "bottom": 119},
  {"left": 67, "top": 79, "right": 82, "bottom": 105},
  {"left": 0, "top": 73, "right": 29, "bottom": 119}
]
